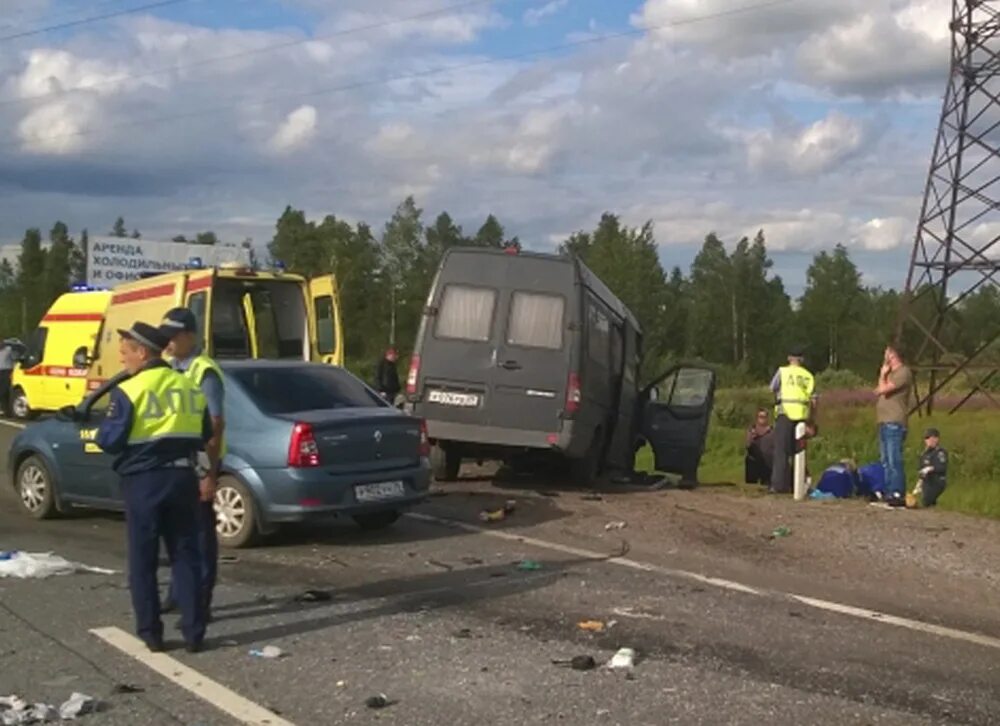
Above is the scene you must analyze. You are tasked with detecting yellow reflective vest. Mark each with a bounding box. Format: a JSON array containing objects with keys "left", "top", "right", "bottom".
[
  {"left": 181, "top": 353, "right": 226, "bottom": 458},
  {"left": 117, "top": 366, "right": 206, "bottom": 445},
  {"left": 775, "top": 364, "right": 815, "bottom": 421}
]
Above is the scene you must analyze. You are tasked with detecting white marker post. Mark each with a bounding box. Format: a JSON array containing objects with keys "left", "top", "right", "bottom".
[{"left": 793, "top": 422, "right": 808, "bottom": 501}]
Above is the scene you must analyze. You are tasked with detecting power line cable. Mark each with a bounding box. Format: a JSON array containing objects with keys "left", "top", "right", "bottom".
[
  {"left": 0, "top": 0, "right": 503, "bottom": 109},
  {"left": 0, "top": 0, "right": 193, "bottom": 42},
  {"left": 1, "top": 0, "right": 798, "bottom": 152}
]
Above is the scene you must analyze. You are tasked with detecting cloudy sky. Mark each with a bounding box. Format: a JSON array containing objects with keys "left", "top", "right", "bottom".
[{"left": 0, "top": 0, "right": 952, "bottom": 293}]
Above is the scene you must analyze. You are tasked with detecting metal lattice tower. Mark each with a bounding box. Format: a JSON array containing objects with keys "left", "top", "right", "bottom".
[{"left": 898, "top": 0, "right": 1000, "bottom": 414}]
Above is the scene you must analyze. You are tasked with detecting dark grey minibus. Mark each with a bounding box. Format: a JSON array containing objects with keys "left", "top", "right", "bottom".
[{"left": 407, "top": 247, "right": 715, "bottom": 484}]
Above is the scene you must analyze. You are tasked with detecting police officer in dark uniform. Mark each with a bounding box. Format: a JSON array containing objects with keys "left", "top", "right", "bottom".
[
  {"left": 160, "top": 307, "right": 225, "bottom": 621},
  {"left": 96, "top": 322, "right": 211, "bottom": 653},
  {"left": 916, "top": 428, "right": 948, "bottom": 508}
]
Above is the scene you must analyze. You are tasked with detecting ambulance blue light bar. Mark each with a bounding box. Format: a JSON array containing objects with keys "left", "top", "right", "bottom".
[
  {"left": 71, "top": 284, "right": 106, "bottom": 292},
  {"left": 188, "top": 257, "right": 204, "bottom": 269}
]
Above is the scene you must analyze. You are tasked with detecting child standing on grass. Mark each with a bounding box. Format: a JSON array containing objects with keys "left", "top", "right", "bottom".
[{"left": 913, "top": 428, "right": 948, "bottom": 508}]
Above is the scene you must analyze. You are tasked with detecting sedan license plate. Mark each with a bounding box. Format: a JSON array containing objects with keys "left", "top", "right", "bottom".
[
  {"left": 427, "top": 390, "right": 480, "bottom": 407},
  {"left": 355, "top": 480, "right": 405, "bottom": 502}
]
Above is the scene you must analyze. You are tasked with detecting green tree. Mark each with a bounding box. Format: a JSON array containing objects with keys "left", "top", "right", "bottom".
[
  {"left": 425, "top": 211, "right": 465, "bottom": 264},
  {"left": 111, "top": 217, "right": 127, "bottom": 238},
  {"left": 268, "top": 206, "right": 329, "bottom": 278},
  {"left": 44, "top": 221, "right": 74, "bottom": 304},
  {"left": 687, "top": 233, "right": 734, "bottom": 364},
  {"left": 381, "top": 196, "right": 427, "bottom": 347},
  {"left": 17, "top": 228, "right": 47, "bottom": 332},
  {"left": 194, "top": 231, "right": 218, "bottom": 246},
  {"left": 473, "top": 214, "right": 504, "bottom": 248},
  {"left": 72, "top": 229, "right": 88, "bottom": 283},
  {"left": 798, "top": 244, "right": 863, "bottom": 370}
]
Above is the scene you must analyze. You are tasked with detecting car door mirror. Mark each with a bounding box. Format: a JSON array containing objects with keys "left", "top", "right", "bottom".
[{"left": 72, "top": 346, "right": 91, "bottom": 369}]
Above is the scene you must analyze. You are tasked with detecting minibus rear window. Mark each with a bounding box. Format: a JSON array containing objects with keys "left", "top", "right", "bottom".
[{"left": 435, "top": 285, "right": 495, "bottom": 342}]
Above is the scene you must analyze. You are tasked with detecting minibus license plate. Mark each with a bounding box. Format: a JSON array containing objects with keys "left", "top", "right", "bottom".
[
  {"left": 428, "top": 390, "right": 479, "bottom": 407},
  {"left": 355, "top": 480, "right": 405, "bottom": 502}
]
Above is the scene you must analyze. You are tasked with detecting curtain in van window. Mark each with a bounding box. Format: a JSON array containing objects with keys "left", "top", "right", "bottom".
[
  {"left": 436, "top": 285, "right": 495, "bottom": 341},
  {"left": 507, "top": 292, "right": 564, "bottom": 350}
]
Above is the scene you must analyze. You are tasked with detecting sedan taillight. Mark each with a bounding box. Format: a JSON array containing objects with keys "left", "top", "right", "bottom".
[{"left": 288, "top": 422, "right": 321, "bottom": 467}]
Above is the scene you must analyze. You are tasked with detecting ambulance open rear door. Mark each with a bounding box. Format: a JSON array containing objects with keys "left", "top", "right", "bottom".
[{"left": 307, "top": 275, "right": 344, "bottom": 367}]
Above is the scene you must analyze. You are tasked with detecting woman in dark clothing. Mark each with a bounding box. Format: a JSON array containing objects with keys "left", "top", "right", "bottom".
[{"left": 745, "top": 408, "right": 774, "bottom": 484}]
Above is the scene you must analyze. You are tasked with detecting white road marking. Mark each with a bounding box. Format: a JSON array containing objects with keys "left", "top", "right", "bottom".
[
  {"left": 408, "top": 512, "right": 1000, "bottom": 652},
  {"left": 0, "top": 419, "right": 26, "bottom": 429},
  {"left": 90, "top": 626, "right": 296, "bottom": 726}
]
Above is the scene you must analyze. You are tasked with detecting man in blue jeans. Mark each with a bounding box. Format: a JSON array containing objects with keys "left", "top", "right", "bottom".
[{"left": 874, "top": 344, "right": 913, "bottom": 508}]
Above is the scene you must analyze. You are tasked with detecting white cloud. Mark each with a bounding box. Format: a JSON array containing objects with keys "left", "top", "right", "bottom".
[
  {"left": 268, "top": 105, "right": 318, "bottom": 153},
  {"left": 744, "top": 113, "right": 867, "bottom": 176},
  {"left": 524, "top": 0, "right": 569, "bottom": 27},
  {"left": 855, "top": 217, "right": 910, "bottom": 251}
]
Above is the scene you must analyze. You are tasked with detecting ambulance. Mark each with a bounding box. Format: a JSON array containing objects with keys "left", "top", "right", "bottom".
[
  {"left": 10, "top": 288, "right": 111, "bottom": 419},
  {"left": 85, "top": 263, "right": 344, "bottom": 392}
]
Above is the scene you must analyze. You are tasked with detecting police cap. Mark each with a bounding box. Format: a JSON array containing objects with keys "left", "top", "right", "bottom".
[
  {"left": 117, "top": 322, "right": 168, "bottom": 353},
  {"left": 788, "top": 345, "right": 805, "bottom": 358},
  {"left": 923, "top": 427, "right": 940, "bottom": 439},
  {"left": 160, "top": 307, "right": 197, "bottom": 337}
]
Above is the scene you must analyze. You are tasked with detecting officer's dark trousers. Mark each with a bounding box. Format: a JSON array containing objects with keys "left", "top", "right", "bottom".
[
  {"left": 167, "top": 501, "right": 217, "bottom": 615},
  {"left": 123, "top": 469, "right": 205, "bottom": 645},
  {"left": 769, "top": 415, "right": 801, "bottom": 494}
]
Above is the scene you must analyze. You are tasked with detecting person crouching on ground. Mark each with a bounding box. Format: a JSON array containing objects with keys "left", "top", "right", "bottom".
[
  {"left": 912, "top": 428, "right": 948, "bottom": 508},
  {"left": 745, "top": 408, "right": 773, "bottom": 484}
]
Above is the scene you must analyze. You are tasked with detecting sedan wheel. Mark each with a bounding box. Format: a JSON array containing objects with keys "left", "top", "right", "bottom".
[
  {"left": 214, "top": 476, "right": 259, "bottom": 548},
  {"left": 16, "top": 456, "right": 57, "bottom": 519}
]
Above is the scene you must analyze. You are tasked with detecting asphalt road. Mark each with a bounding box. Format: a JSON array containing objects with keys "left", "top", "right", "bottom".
[{"left": 1, "top": 420, "right": 999, "bottom": 725}]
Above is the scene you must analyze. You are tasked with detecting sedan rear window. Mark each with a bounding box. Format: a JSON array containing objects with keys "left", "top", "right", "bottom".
[{"left": 230, "top": 366, "right": 383, "bottom": 414}]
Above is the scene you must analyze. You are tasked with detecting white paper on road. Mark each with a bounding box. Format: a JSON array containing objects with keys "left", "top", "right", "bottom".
[
  {"left": 1, "top": 692, "right": 98, "bottom": 723},
  {"left": 0, "top": 551, "right": 116, "bottom": 579}
]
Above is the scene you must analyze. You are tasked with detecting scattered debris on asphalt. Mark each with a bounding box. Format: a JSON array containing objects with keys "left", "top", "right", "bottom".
[
  {"left": 59, "top": 693, "right": 100, "bottom": 719},
  {"left": 110, "top": 684, "right": 144, "bottom": 695},
  {"left": 460, "top": 556, "right": 484, "bottom": 566},
  {"left": 613, "top": 607, "right": 667, "bottom": 622},
  {"left": 292, "top": 589, "right": 332, "bottom": 603},
  {"left": 249, "top": 645, "right": 285, "bottom": 659},
  {"left": 0, "top": 551, "right": 115, "bottom": 579},
  {"left": 365, "top": 694, "right": 392, "bottom": 709},
  {"left": 607, "top": 648, "right": 636, "bottom": 670},
  {"left": 2, "top": 692, "right": 104, "bottom": 724},
  {"left": 453, "top": 628, "right": 473, "bottom": 639},
  {"left": 577, "top": 620, "right": 605, "bottom": 633},
  {"left": 604, "top": 521, "right": 627, "bottom": 531},
  {"left": 581, "top": 494, "right": 604, "bottom": 502},
  {"left": 770, "top": 526, "right": 792, "bottom": 539},
  {"left": 552, "top": 655, "right": 597, "bottom": 671},
  {"left": 479, "top": 500, "right": 517, "bottom": 523},
  {"left": 426, "top": 559, "right": 454, "bottom": 571},
  {"left": 219, "top": 554, "right": 240, "bottom": 563},
  {"left": 516, "top": 560, "right": 542, "bottom": 571}
]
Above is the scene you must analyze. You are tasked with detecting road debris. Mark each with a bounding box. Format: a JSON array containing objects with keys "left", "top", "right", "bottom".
[
  {"left": 612, "top": 607, "right": 667, "bottom": 622},
  {"left": 460, "top": 556, "right": 484, "bottom": 566},
  {"left": 0, "top": 551, "right": 115, "bottom": 579},
  {"left": 292, "top": 589, "right": 332, "bottom": 603},
  {"left": 581, "top": 494, "right": 604, "bottom": 502},
  {"left": 769, "top": 526, "right": 792, "bottom": 539},
  {"left": 249, "top": 645, "right": 285, "bottom": 659},
  {"left": 552, "top": 655, "right": 597, "bottom": 671},
  {"left": 59, "top": 693, "right": 100, "bottom": 719},
  {"left": 219, "top": 554, "right": 240, "bottom": 563},
  {"left": 516, "top": 560, "right": 542, "bottom": 571},
  {"left": 479, "top": 500, "right": 517, "bottom": 523},
  {"left": 111, "top": 684, "right": 144, "bottom": 695},
  {"left": 607, "top": 648, "right": 636, "bottom": 670},
  {"left": 426, "top": 559, "right": 454, "bottom": 571},
  {"left": 604, "top": 521, "right": 627, "bottom": 531},
  {"left": 453, "top": 628, "right": 473, "bottom": 639},
  {"left": 577, "top": 620, "right": 605, "bottom": 633},
  {"left": 365, "top": 694, "right": 393, "bottom": 709}
]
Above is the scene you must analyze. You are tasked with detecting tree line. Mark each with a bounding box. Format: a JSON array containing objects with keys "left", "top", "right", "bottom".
[{"left": 4, "top": 200, "right": 999, "bottom": 387}]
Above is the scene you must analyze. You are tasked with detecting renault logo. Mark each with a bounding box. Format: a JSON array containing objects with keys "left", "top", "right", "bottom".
[{"left": 373, "top": 430, "right": 383, "bottom": 443}]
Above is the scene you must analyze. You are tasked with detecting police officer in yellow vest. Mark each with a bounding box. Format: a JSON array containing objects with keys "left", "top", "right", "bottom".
[
  {"left": 768, "top": 346, "right": 816, "bottom": 494},
  {"left": 160, "top": 308, "right": 225, "bottom": 621},
  {"left": 96, "top": 322, "right": 211, "bottom": 653}
]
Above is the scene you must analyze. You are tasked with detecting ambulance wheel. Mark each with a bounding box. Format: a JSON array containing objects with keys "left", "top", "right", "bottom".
[
  {"left": 214, "top": 476, "right": 260, "bottom": 549},
  {"left": 16, "top": 455, "right": 58, "bottom": 519},
  {"left": 10, "top": 387, "right": 32, "bottom": 420},
  {"left": 431, "top": 444, "right": 461, "bottom": 482}
]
